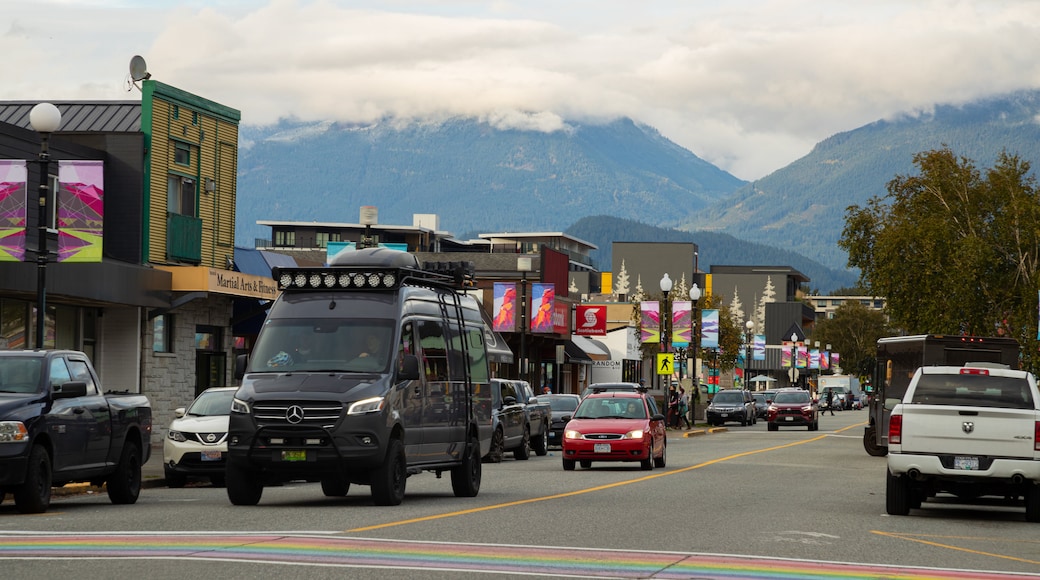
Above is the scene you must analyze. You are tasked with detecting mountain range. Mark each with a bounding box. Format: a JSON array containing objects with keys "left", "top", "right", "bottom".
[{"left": 235, "top": 90, "right": 1040, "bottom": 292}]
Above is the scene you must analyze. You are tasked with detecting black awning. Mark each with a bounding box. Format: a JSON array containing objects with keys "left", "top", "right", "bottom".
[
  {"left": 478, "top": 306, "right": 514, "bottom": 364},
  {"left": 564, "top": 340, "right": 594, "bottom": 364}
]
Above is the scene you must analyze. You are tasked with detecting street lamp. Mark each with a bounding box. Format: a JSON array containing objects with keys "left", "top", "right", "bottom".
[
  {"left": 517, "top": 257, "right": 533, "bottom": 384},
  {"left": 688, "top": 283, "right": 701, "bottom": 425},
  {"left": 788, "top": 332, "right": 799, "bottom": 388},
  {"left": 658, "top": 273, "right": 673, "bottom": 403},
  {"left": 744, "top": 319, "right": 754, "bottom": 390},
  {"left": 29, "top": 103, "right": 61, "bottom": 350}
]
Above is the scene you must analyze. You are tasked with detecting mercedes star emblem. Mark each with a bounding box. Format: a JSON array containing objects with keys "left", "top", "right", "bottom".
[{"left": 286, "top": 405, "right": 305, "bottom": 424}]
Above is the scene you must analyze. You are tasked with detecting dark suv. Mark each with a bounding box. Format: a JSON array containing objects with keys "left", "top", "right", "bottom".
[{"left": 706, "top": 389, "right": 756, "bottom": 426}]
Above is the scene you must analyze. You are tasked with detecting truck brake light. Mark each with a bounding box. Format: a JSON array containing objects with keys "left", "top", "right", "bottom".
[
  {"left": 889, "top": 414, "right": 902, "bottom": 445},
  {"left": 959, "top": 368, "right": 989, "bottom": 375},
  {"left": 1035, "top": 421, "right": 1040, "bottom": 452}
]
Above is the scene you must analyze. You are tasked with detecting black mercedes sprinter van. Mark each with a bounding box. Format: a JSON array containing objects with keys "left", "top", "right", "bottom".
[{"left": 226, "top": 248, "right": 492, "bottom": 506}]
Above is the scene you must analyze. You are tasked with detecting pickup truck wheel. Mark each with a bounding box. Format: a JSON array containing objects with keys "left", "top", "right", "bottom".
[
  {"left": 371, "top": 438, "right": 407, "bottom": 506},
  {"left": 885, "top": 470, "right": 912, "bottom": 516},
  {"left": 483, "top": 428, "right": 504, "bottom": 463},
  {"left": 226, "top": 462, "right": 263, "bottom": 505},
  {"left": 863, "top": 426, "right": 888, "bottom": 457},
  {"left": 321, "top": 477, "right": 350, "bottom": 497},
  {"left": 532, "top": 424, "right": 548, "bottom": 456},
  {"left": 14, "top": 445, "right": 52, "bottom": 514},
  {"left": 106, "top": 443, "right": 142, "bottom": 505},
  {"left": 450, "top": 436, "right": 482, "bottom": 498},
  {"left": 1025, "top": 485, "right": 1040, "bottom": 523},
  {"left": 513, "top": 427, "right": 531, "bottom": 460}
]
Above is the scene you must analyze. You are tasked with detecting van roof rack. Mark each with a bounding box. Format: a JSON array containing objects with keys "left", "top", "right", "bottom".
[{"left": 272, "top": 248, "right": 474, "bottom": 292}]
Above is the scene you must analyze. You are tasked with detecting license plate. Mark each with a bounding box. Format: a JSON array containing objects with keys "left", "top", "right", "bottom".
[
  {"left": 281, "top": 450, "right": 307, "bottom": 462},
  {"left": 721, "top": 413, "right": 729, "bottom": 417},
  {"left": 594, "top": 443, "right": 611, "bottom": 453},
  {"left": 201, "top": 450, "right": 222, "bottom": 461},
  {"left": 785, "top": 417, "right": 794, "bottom": 421},
  {"left": 954, "top": 456, "right": 979, "bottom": 470}
]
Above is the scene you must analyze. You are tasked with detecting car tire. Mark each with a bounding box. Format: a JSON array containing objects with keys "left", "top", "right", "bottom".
[
  {"left": 767, "top": 422, "right": 778, "bottom": 431},
  {"left": 226, "top": 461, "right": 263, "bottom": 506},
  {"left": 739, "top": 415, "right": 747, "bottom": 426},
  {"left": 107, "top": 442, "right": 142, "bottom": 505},
  {"left": 371, "top": 438, "right": 407, "bottom": 506},
  {"left": 483, "top": 428, "right": 504, "bottom": 463},
  {"left": 562, "top": 458, "right": 576, "bottom": 471},
  {"left": 165, "top": 468, "right": 187, "bottom": 489},
  {"left": 579, "top": 460, "right": 591, "bottom": 469},
  {"left": 654, "top": 441, "right": 666, "bottom": 468},
  {"left": 640, "top": 442, "right": 654, "bottom": 471},
  {"left": 450, "top": 436, "right": 482, "bottom": 498},
  {"left": 886, "top": 470, "right": 912, "bottom": 516},
  {"left": 1025, "top": 484, "right": 1040, "bottom": 523},
  {"left": 14, "top": 445, "right": 52, "bottom": 514},
  {"left": 321, "top": 477, "right": 350, "bottom": 497},
  {"left": 532, "top": 424, "right": 548, "bottom": 456},
  {"left": 513, "top": 427, "right": 531, "bottom": 460}
]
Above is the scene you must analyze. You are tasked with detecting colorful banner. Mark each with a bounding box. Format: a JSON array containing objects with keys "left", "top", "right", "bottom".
[
  {"left": 782, "top": 343, "right": 793, "bottom": 368},
  {"left": 492, "top": 282, "right": 517, "bottom": 332},
  {"left": 530, "top": 283, "right": 555, "bottom": 333},
  {"left": 640, "top": 301, "right": 660, "bottom": 344},
  {"left": 57, "top": 160, "right": 103, "bottom": 262},
  {"left": 575, "top": 304, "right": 606, "bottom": 336},
  {"left": 671, "top": 300, "right": 692, "bottom": 345},
  {"left": 831, "top": 352, "right": 840, "bottom": 369},
  {"left": 809, "top": 348, "right": 820, "bottom": 370},
  {"left": 0, "top": 160, "right": 28, "bottom": 262},
  {"left": 795, "top": 345, "right": 808, "bottom": 369},
  {"left": 700, "top": 309, "right": 719, "bottom": 348},
  {"left": 753, "top": 334, "right": 765, "bottom": 361},
  {"left": 821, "top": 350, "right": 831, "bottom": 371}
]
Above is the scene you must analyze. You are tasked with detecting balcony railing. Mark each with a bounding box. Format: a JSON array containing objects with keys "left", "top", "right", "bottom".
[{"left": 167, "top": 212, "right": 202, "bottom": 263}]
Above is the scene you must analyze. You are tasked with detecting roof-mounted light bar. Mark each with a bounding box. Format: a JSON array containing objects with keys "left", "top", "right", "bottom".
[{"left": 272, "top": 249, "right": 474, "bottom": 292}]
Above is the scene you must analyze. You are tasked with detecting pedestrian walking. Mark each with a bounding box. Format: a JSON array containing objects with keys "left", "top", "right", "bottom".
[
  {"left": 678, "top": 386, "right": 692, "bottom": 429},
  {"left": 667, "top": 385, "right": 680, "bottom": 428},
  {"left": 825, "top": 390, "right": 835, "bottom": 416}
]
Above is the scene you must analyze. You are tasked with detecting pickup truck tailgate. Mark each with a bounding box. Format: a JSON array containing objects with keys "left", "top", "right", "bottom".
[{"left": 898, "top": 405, "right": 1040, "bottom": 458}]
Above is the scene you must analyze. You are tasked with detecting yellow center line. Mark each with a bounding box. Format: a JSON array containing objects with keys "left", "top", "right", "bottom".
[
  {"left": 871, "top": 530, "right": 1040, "bottom": 566},
  {"left": 346, "top": 421, "right": 866, "bottom": 532}
]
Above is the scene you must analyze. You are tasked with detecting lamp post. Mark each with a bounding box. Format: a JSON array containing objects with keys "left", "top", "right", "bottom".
[
  {"left": 658, "top": 274, "right": 673, "bottom": 406},
  {"left": 788, "top": 332, "right": 799, "bottom": 388},
  {"left": 29, "top": 103, "right": 61, "bottom": 350},
  {"left": 744, "top": 319, "right": 754, "bottom": 390},
  {"left": 814, "top": 340, "right": 821, "bottom": 398},
  {"left": 689, "top": 283, "right": 701, "bottom": 425}
]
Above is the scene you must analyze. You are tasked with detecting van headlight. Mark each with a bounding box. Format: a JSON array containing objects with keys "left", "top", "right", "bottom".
[
  {"left": 348, "top": 397, "right": 385, "bottom": 415},
  {"left": 231, "top": 398, "right": 251, "bottom": 414}
]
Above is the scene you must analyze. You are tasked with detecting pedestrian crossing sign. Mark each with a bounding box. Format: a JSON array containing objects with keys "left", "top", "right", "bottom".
[{"left": 656, "top": 353, "right": 674, "bottom": 375}]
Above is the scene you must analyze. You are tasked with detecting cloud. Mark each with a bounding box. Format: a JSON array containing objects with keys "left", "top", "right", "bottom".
[{"left": 4, "top": 0, "right": 1040, "bottom": 180}]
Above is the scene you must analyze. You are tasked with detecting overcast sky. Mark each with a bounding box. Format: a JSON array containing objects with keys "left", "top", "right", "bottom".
[{"left": 5, "top": 0, "right": 1040, "bottom": 180}]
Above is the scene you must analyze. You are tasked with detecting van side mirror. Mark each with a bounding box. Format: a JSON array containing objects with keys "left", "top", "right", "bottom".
[{"left": 398, "top": 354, "right": 420, "bottom": 381}]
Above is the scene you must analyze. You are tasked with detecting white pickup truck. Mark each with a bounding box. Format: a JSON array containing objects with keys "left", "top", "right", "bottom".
[{"left": 886, "top": 365, "right": 1040, "bottom": 522}]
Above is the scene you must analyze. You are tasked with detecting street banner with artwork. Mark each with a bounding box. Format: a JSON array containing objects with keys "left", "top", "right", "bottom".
[
  {"left": 492, "top": 282, "right": 517, "bottom": 332},
  {"left": 671, "top": 300, "right": 692, "bottom": 345},
  {"left": 753, "top": 334, "right": 765, "bottom": 360},
  {"left": 782, "top": 343, "right": 793, "bottom": 367},
  {"left": 530, "top": 283, "right": 555, "bottom": 333},
  {"left": 809, "top": 348, "right": 820, "bottom": 370},
  {"left": 831, "top": 352, "right": 840, "bottom": 369},
  {"left": 57, "top": 160, "right": 103, "bottom": 262},
  {"left": 0, "top": 160, "right": 27, "bottom": 262},
  {"left": 821, "top": 350, "right": 831, "bottom": 370},
  {"left": 640, "top": 301, "right": 660, "bottom": 344},
  {"left": 700, "top": 309, "right": 719, "bottom": 348},
  {"left": 796, "top": 344, "right": 808, "bottom": 369}
]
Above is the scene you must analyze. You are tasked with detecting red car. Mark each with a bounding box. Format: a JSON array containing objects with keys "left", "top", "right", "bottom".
[
  {"left": 766, "top": 388, "right": 819, "bottom": 431},
  {"left": 561, "top": 391, "right": 667, "bottom": 470}
]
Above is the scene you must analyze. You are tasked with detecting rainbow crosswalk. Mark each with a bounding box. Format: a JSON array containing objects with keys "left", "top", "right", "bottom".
[{"left": 1, "top": 532, "right": 1038, "bottom": 579}]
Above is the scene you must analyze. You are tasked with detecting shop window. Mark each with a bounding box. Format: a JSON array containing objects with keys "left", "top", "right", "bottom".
[
  {"left": 167, "top": 174, "right": 196, "bottom": 217},
  {"left": 153, "top": 315, "right": 173, "bottom": 353},
  {"left": 195, "top": 326, "right": 221, "bottom": 351}
]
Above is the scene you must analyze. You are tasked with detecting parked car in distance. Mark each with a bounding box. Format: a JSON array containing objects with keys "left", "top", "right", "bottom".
[
  {"left": 706, "top": 389, "right": 756, "bottom": 426},
  {"left": 534, "top": 393, "right": 581, "bottom": 448},
  {"left": 751, "top": 392, "right": 770, "bottom": 419},
  {"left": 485, "top": 379, "right": 535, "bottom": 463},
  {"left": 561, "top": 391, "right": 666, "bottom": 471},
  {"left": 163, "top": 386, "right": 237, "bottom": 487},
  {"left": 580, "top": 381, "right": 642, "bottom": 399},
  {"left": 767, "top": 388, "right": 819, "bottom": 431}
]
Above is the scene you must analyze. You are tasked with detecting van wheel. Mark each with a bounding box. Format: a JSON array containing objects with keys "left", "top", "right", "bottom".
[
  {"left": 513, "top": 427, "right": 531, "bottom": 460},
  {"left": 863, "top": 426, "right": 888, "bottom": 457},
  {"left": 107, "top": 443, "right": 142, "bottom": 505},
  {"left": 532, "top": 424, "right": 548, "bottom": 456},
  {"left": 451, "top": 436, "right": 481, "bottom": 498},
  {"left": 1025, "top": 485, "right": 1040, "bottom": 523},
  {"left": 321, "top": 477, "right": 350, "bottom": 497},
  {"left": 886, "top": 470, "right": 912, "bottom": 516},
  {"left": 14, "top": 445, "right": 52, "bottom": 514},
  {"left": 483, "top": 428, "right": 504, "bottom": 463},
  {"left": 226, "top": 461, "right": 263, "bottom": 505},
  {"left": 371, "top": 439, "right": 407, "bottom": 506}
]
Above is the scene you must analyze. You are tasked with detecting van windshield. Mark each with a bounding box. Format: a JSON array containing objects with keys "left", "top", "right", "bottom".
[{"left": 248, "top": 318, "right": 395, "bottom": 373}]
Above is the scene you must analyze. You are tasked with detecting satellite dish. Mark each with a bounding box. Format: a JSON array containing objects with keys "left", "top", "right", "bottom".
[{"left": 129, "top": 55, "right": 151, "bottom": 82}]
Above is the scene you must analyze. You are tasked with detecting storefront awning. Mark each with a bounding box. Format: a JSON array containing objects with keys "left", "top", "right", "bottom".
[
  {"left": 564, "top": 340, "right": 594, "bottom": 364},
  {"left": 478, "top": 307, "right": 514, "bottom": 364},
  {"left": 570, "top": 335, "right": 611, "bottom": 361}
]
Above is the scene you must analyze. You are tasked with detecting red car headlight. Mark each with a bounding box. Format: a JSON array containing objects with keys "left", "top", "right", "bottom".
[{"left": 621, "top": 429, "right": 645, "bottom": 440}]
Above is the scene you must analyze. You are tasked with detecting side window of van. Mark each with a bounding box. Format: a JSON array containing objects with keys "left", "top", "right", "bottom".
[
  {"left": 465, "top": 327, "right": 489, "bottom": 383},
  {"left": 417, "top": 320, "right": 449, "bottom": 382}
]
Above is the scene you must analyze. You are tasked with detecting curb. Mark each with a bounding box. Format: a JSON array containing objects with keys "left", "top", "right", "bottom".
[
  {"left": 51, "top": 476, "right": 167, "bottom": 497},
  {"left": 683, "top": 427, "right": 728, "bottom": 437}
]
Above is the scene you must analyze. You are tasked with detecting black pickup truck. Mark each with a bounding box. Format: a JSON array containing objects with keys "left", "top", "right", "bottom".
[
  {"left": 485, "top": 379, "right": 550, "bottom": 462},
  {"left": 0, "top": 350, "right": 152, "bottom": 513}
]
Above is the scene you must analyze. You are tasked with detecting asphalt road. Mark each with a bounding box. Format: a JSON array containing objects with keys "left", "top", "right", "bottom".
[{"left": 2, "top": 409, "right": 1038, "bottom": 579}]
